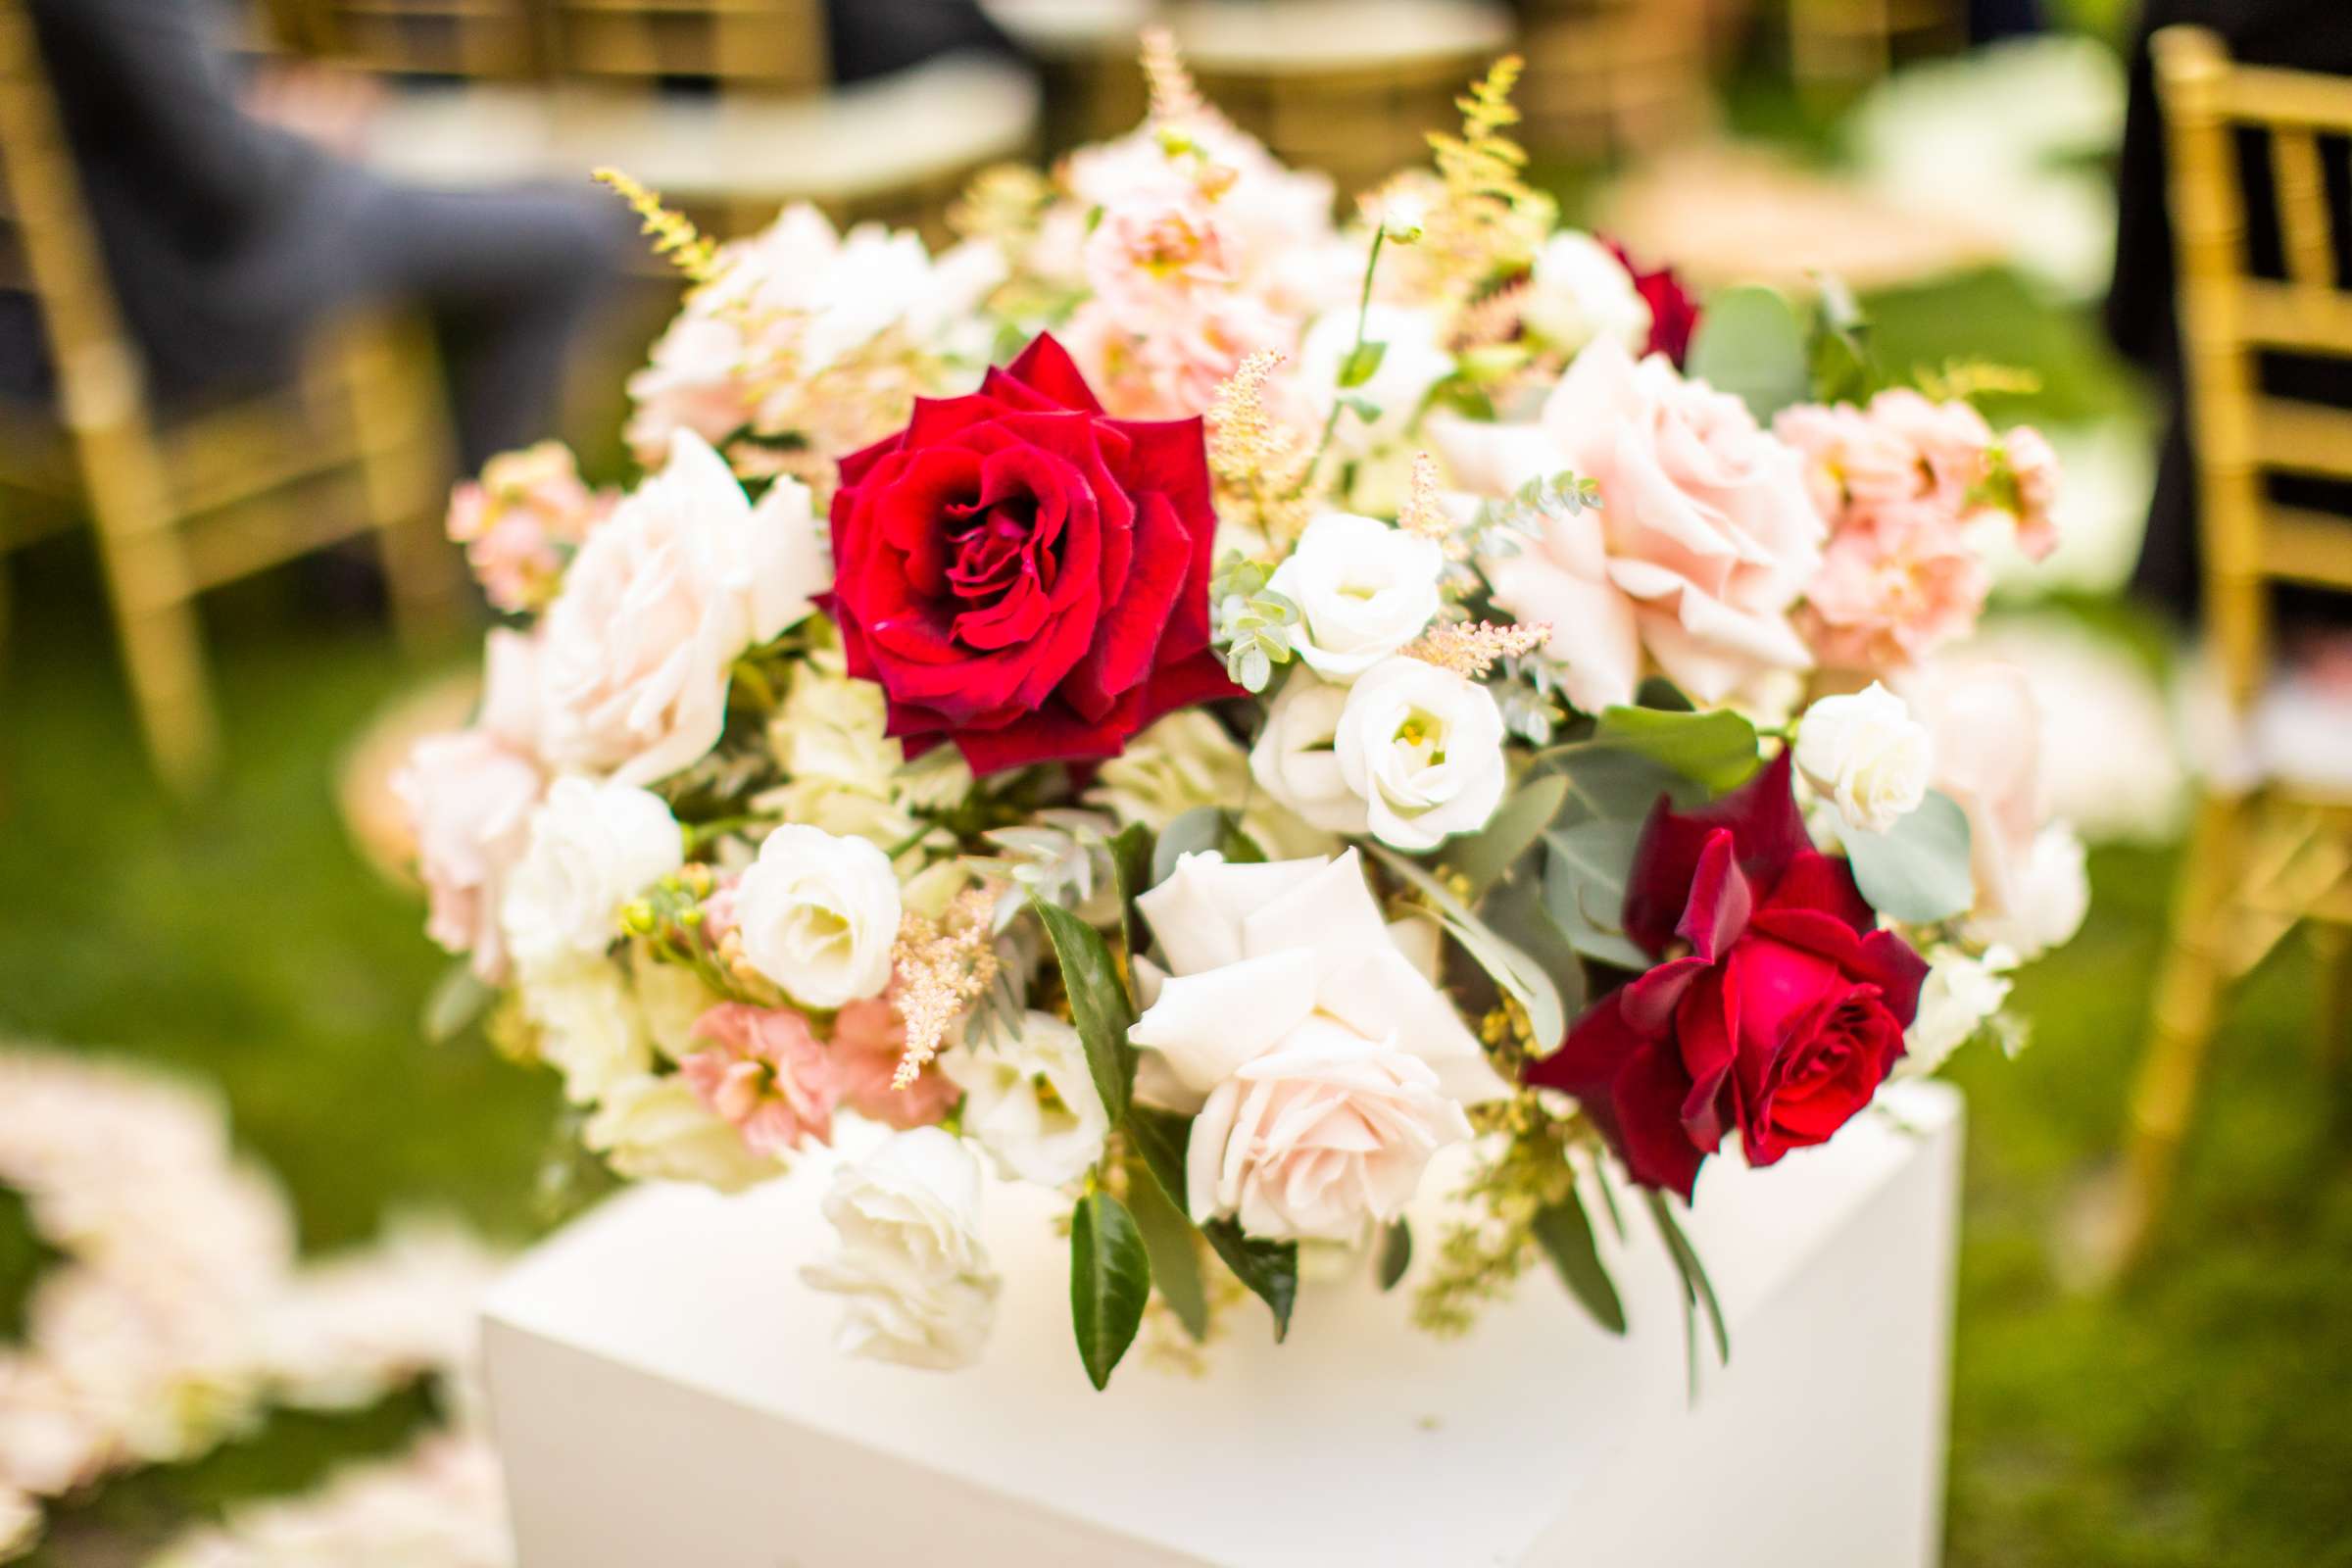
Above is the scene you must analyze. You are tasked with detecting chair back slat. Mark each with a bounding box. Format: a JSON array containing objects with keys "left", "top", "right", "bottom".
[
  {"left": 545, "top": 0, "right": 825, "bottom": 93},
  {"left": 2154, "top": 24, "right": 2352, "bottom": 706}
]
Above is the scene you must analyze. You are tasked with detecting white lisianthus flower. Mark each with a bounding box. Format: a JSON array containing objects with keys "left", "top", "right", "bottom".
[
  {"left": 582, "top": 1074, "right": 776, "bottom": 1193},
  {"left": 515, "top": 960, "right": 652, "bottom": 1104},
  {"left": 1127, "top": 850, "right": 1504, "bottom": 1241},
  {"left": 1969, "top": 823, "right": 2090, "bottom": 959},
  {"left": 1265, "top": 512, "right": 1445, "bottom": 680},
  {"left": 1084, "top": 710, "right": 1334, "bottom": 860},
  {"left": 499, "top": 778, "right": 683, "bottom": 976},
  {"left": 802, "top": 1128, "right": 1001, "bottom": 1371},
  {"left": 1519, "top": 231, "right": 1651, "bottom": 358},
  {"left": 1899, "top": 946, "right": 2017, "bottom": 1078},
  {"left": 1334, "top": 657, "right": 1509, "bottom": 851},
  {"left": 537, "top": 431, "right": 826, "bottom": 785},
  {"left": 734, "top": 824, "right": 902, "bottom": 1008},
  {"left": 942, "top": 1012, "right": 1110, "bottom": 1188},
  {"left": 1299, "top": 303, "right": 1455, "bottom": 457},
  {"left": 769, "top": 662, "right": 903, "bottom": 795},
  {"left": 1249, "top": 671, "right": 1369, "bottom": 835},
  {"left": 1794, "top": 682, "right": 1934, "bottom": 836}
]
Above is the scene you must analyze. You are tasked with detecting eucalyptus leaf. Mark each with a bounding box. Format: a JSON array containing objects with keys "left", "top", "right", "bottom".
[
  {"left": 1543, "top": 820, "right": 1650, "bottom": 971},
  {"left": 1447, "top": 773, "right": 1571, "bottom": 897},
  {"left": 1592, "top": 707, "right": 1761, "bottom": 793},
  {"left": 1202, "top": 1217, "right": 1298, "bottom": 1342},
  {"left": 1070, "top": 1191, "right": 1152, "bottom": 1390},
  {"left": 422, "top": 962, "right": 493, "bottom": 1044},
  {"left": 1029, "top": 895, "right": 1137, "bottom": 1124},
  {"left": 1842, "top": 791, "right": 1975, "bottom": 923},
  {"left": 1375, "top": 1218, "right": 1413, "bottom": 1293},
  {"left": 1152, "top": 806, "right": 1226, "bottom": 885},
  {"left": 1365, "top": 845, "right": 1565, "bottom": 1049},
  {"left": 1686, "top": 284, "right": 1810, "bottom": 423},
  {"left": 1337, "top": 339, "right": 1389, "bottom": 388},
  {"left": 1531, "top": 1190, "right": 1627, "bottom": 1335},
  {"left": 1125, "top": 1163, "right": 1209, "bottom": 1342},
  {"left": 1543, "top": 746, "right": 1695, "bottom": 825},
  {"left": 1482, "top": 867, "right": 1590, "bottom": 1020},
  {"left": 1107, "top": 820, "right": 1154, "bottom": 961}
]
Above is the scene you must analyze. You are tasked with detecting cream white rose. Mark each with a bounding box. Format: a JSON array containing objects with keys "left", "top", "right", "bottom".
[
  {"left": 1795, "top": 682, "right": 1933, "bottom": 835},
  {"left": 1188, "top": 1015, "right": 1470, "bottom": 1242},
  {"left": 392, "top": 728, "right": 540, "bottom": 984},
  {"left": 941, "top": 1012, "right": 1110, "bottom": 1188},
  {"left": 1299, "top": 304, "right": 1455, "bottom": 457},
  {"left": 583, "top": 1074, "right": 775, "bottom": 1192},
  {"left": 735, "top": 824, "right": 902, "bottom": 1007},
  {"left": 538, "top": 431, "right": 825, "bottom": 786},
  {"left": 1899, "top": 946, "right": 2016, "bottom": 1078},
  {"left": 1969, "top": 823, "right": 2089, "bottom": 959},
  {"left": 1520, "top": 231, "right": 1651, "bottom": 358},
  {"left": 1250, "top": 670, "right": 1370, "bottom": 835},
  {"left": 515, "top": 961, "right": 652, "bottom": 1104},
  {"left": 1265, "top": 512, "right": 1445, "bottom": 680},
  {"left": 801, "top": 1128, "right": 1001, "bottom": 1371},
  {"left": 499, "top": 778, "right": 683, "bottom": 976},
  {"left": 1334, "top": 657, "right": 1509, "bottom": 851}
]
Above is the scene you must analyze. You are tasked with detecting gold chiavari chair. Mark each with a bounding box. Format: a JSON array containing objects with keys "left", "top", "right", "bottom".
[
  {"left": 2110, "top": 25, "right": 2352, "bottom": 1269},
  {"left": 290, "top": 0, "right": 538, "bottom": 78},
  {"left": 1512, "top": 0, "right": 1712, "bottom": 163},
  {"left": 0, "top": 0, "right": 459, "bottom": 792},
  {"left": 1169, "top": 0, "right": 1517, "bottom": 200},
  {"left": 1786, "top": 0, "right": 1961, "bottom": 101}
]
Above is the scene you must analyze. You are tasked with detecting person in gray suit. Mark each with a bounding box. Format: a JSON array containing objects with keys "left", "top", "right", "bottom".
[{"left": 6, "top": 0, "right": 631, "bottom": 469}]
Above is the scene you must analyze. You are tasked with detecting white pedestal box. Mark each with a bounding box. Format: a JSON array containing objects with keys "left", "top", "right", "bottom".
[{"left": 482, "top": 1081, "right": 1962, "bottom": 1568}]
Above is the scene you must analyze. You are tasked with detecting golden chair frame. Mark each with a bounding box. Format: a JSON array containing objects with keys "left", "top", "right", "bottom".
[
  {"left": 1786, "top": 0, "right": 1961, "bottom": 100},
  {"left": 2116, "top": 25, "right": 2352, "bottom": 1268},
  {"left": 0, "top": 0, "right": 459, "bottom": 792}
]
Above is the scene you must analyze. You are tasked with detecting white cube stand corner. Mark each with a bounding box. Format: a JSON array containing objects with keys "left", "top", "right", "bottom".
[{"left": 483, "top": 1081, "right": 1963, "bottom": 1568}]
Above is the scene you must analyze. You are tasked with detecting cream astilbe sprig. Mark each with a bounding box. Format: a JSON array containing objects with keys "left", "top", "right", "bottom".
[
  {"left": 890, "top": 885, "right": 1002, "bottom": 1089},
  {"left": 1140, "top": 24, "right": 1208, "bottom": 127},
  {"left": 1397, "top": 452, "right": 1453, "bottom": 548},
  {"left": 1207, "top": 350, "right": 1319, "bottom": 546},
  {"left": 1403, "top": 619, "right": 1550, "bottom": 680},
  {"left": 1420, "top": 57, "right": 1552, "bottom": 307},
  {"left": 592, "top": 168, "right": 718, "bottom": 283}
]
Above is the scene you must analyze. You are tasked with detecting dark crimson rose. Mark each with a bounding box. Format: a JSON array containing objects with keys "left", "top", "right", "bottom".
[
  {"left": 824, "top": 333, "right": 1236, "bottom": 773},
  {"left": 1525, "top": 752, "right": 1928, "bottom": 1198},
  {"left": 1603, "top": 238, "right": 1700, "bottom": 368}
]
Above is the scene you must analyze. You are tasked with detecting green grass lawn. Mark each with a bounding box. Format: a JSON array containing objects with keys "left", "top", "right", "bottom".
[{"left": 2, "top": 268, "right": 2348, "bottom": 1563}]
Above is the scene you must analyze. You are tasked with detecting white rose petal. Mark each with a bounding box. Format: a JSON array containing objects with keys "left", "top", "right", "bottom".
[
  {"left": 1333, "top": 657, "right": 1509, "bottom": 851},
  {"left": 1969, "top": 823, "right": 2089, "bottom": 959},
  {"left": 941, "top": 1013, "right": 1111, "bottom": 1188},
  {"left": 1520, "top": 231, "right": 1651, "bottom": 358},
  {"left": 802, "top": 1128, "right": 1001, "bottom": 1371},
  {"left": 1265, "top": 512, "right": 1445, "bottom": 680},
  {"left": 734, "top": 824, "right": 902, "bottom": 1008},
  {"left": 1900, "top": 946, "right": 2016, "bottom": 1078},
  {"left": 1795, "top": 681, "right": 1934, "bottom": 836},
  {"left": 499, "top": 778, "right": 683, "bottom": 976},
  {"left": 1249, "top": 672, "right": 1371, "bottom": 835}
]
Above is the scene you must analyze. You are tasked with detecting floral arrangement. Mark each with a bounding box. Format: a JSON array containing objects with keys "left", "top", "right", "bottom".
[{"left": 396, "top": 40, "right": 2085, "bottom": 1391}]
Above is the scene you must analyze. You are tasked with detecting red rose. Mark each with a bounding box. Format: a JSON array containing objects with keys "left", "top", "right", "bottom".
[
  {"left": 1602, "top": 238, "right": 1700, "bottom": 368},
  {"left": 824, "top": 334, "right": 1235, "bottom": 773},
  {"left": 1525, "top": 752, "right": 1928, "bottom": 1197}
]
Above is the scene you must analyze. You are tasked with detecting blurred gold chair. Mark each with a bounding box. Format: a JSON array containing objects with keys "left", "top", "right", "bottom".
[
  {"left": 1513, "top": 0, "right": 1712, "bottom": 163},
  {"left": 1786, "top": 0, "right": 1961, "bottom": 100},
  {"left": 1170, "top": 0, "right": 1516, "bottom": 199},
  {"left": 0, "top": 0, "right": 458, "bottom": 793},
  {"left": 2115, "top": 25, "right": 2352, "bottom": 1267},
  {"left": 288, "top": 0, "right": 538, "bottom": 78}
]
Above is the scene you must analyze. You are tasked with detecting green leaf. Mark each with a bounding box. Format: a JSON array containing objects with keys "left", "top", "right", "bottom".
[
  {"left": 1202, "top": 1217, "right": 1298, "bottom": 1342},
  {"left": 1337, "top": 395, "right": 1383, "bottom": 423},
  {"left": 1447, "top": 773, "right": 1570, "bottom": 897},
  {"left": 1543, "top": 821, "right": 1650, "bottom": 971},
  {"left": 1070, "top": 1191, "right": 1152, "bottom": 1390},
  {"left": 422, "top": 962, "right": 493, "bottom": 1044},
  {"left": 1842, "top": 791, "right": 1975, "bottom": 923},
  {"left": 1029, "top": 894, "right": 1137, "bottom": 1124},
  {"left": 1808, "top": 272, "right": 1876, "bottom": 406},
  {"left": 1364, "top": 844, "right": 1566, "bottom": 1049},
  {"left": 1531, "top": 1190, "right": 1627, "bottom": 1335},
  {"left": 1376, "top": 1218, "right": 1413, "bottom": 1292},
  {"left": 1107, "top": 820, "right": 1154, "bottom": 961},
  {"left": 1542, "top": 745, "right": 1695, "bottom": 825},
  {"left": 1686, "top": 284, "right": 1810, "bottom": 423},
  {"left": 1150, "top": 807, "right": 1262, "bottom": 884},
  {"left": 1644, "top": 1190, "right": 1730, "bottom": 1373},
  {"left": 1592, "top": 707, "right": 1761, "bottom": 793},
  {"left": 1219, "top": 814, "right": 1268, "bottom": 864},
  {"left": 1125, "top": 1161, "right": 1210, "bottom": 1342},
  {"left": 1337, "top": 339, "right": 1389, "bottom": 388},
  {"left": 1125, "top": 1103, "right": 1193, "bottom": 1214},
  {"left": 1482, "top": 867, "right": 1590, "bottom": 1020}
]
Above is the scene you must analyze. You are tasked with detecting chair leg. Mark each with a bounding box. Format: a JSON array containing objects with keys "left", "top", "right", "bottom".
[
  {"left": 344, "top": 318, "right": 461, "bottom": 652},
  {"left": 2116, "top": 792, "right": 2253, "bottom": 1270},
  {"left": 2314, "top": 920, "right": 2352, "bottom": 1079}
]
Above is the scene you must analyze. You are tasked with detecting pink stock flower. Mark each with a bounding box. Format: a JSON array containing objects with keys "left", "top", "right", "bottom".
[
  {"left": 1987, "top": 425, "right": 2062, "bottom": 562},
  {"left": 1798, "top": 502, "right": 1991, "bottom": 672},
  {"left": 828, "top": 997, "right": 958, "bottom": 1130},
  {"left": 680, "top": 1004, "right": 838, "bottom": 1156},
  {"left": 1772, "top": 402, "right": 1927, "bottom": 518},
  {"left": 445, "top": 443, "right": 612, "bottom": 614}
]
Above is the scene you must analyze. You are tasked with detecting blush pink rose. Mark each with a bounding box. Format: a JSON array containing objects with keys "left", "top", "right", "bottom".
[
  {"left": 392, "top": 728, "right": 542, "bottom": 984},
  {"left": 1434, "top": 338, "right": 1824, "bottom": 712},
  {"left": 1902, "top": 660, "right": 2045, "bottom": 922},
  {"left": 827, "top": 996, "right": 958, "bottom": 1130},
  {"left": 680, "top": 1004, "right": 838, "bottom": 1156},
  {"left": 1799, "top": 502, "right": 1992, "bottom": 673}
]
